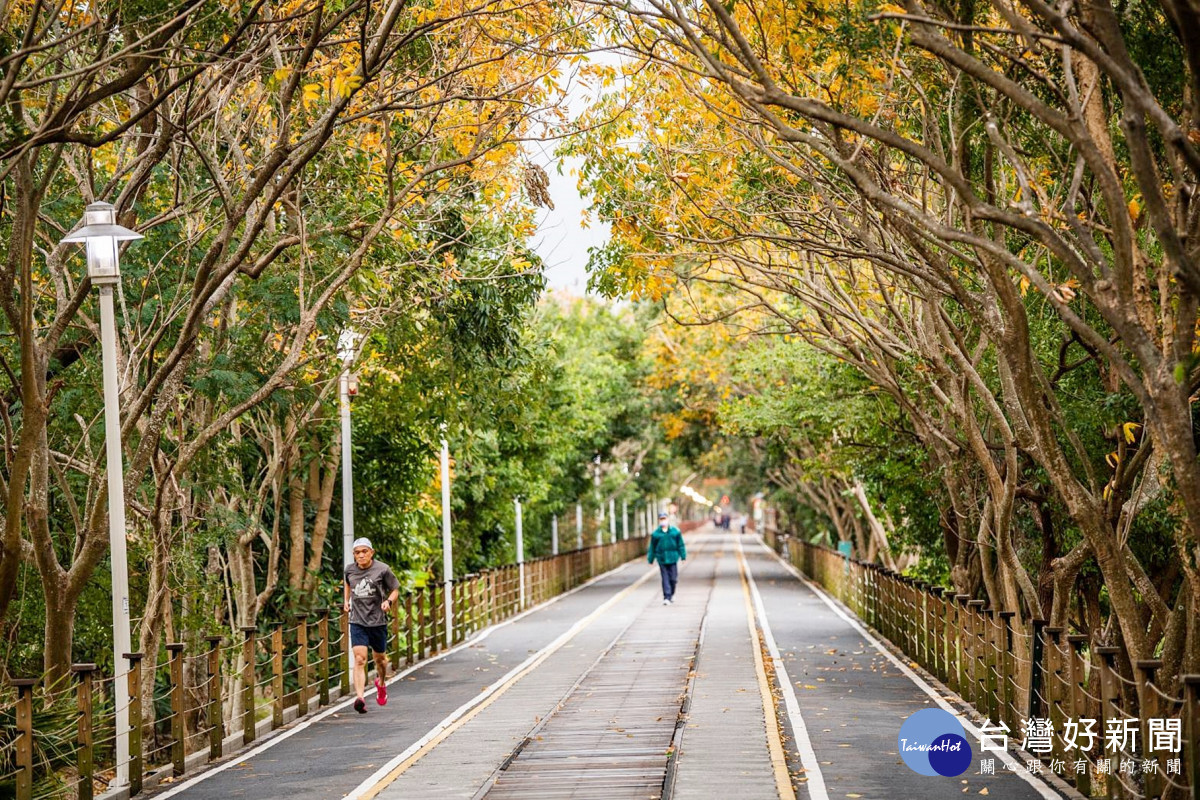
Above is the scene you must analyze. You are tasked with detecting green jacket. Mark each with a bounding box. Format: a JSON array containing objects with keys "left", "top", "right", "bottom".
[{"left": 648, "top": 526, "right": 687, "bottom": 565}]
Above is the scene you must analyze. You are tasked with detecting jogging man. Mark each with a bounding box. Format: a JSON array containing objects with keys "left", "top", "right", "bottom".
[
  {"left": 647, "top": 512, "right": 687, "bottom": 604},
  {"left": 343, "top": 537, "right": 401, "bottom": 713}
]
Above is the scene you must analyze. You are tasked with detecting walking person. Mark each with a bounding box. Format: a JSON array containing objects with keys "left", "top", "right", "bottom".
[
  {"left": 648, "top": 512, "right": 687, "bottom": 605},
  {"left": 343, "top": 537, "right": 401, "bottom": 713}
]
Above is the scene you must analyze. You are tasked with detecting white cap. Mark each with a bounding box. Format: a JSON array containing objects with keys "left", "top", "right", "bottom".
[{"left": 352, "top": 537, "right": 373, "bottom": 551}]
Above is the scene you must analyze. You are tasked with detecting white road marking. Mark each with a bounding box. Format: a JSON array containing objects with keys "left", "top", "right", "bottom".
[
  {"left": 756, "top": 538, "right": 1062, "bottom": 800},
  {"left": 736, "top": 537, "right": 830, "bottom": 800}
]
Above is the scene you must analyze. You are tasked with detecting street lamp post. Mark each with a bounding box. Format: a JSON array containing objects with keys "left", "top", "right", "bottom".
[
  {"left": 608, "top": 498, "right": 616, "bottom": 543},
  {"left": 64, "top": 202, "right": 142, "bottom": 789},
  {"left": 514, "top": 498, "right": 525, "bottom": 609},
  {"left": 551, "top": 515, "right": 559, "bottom": 555},
  {"left": 441, "top": 436, "right": 453, "bottom": 647},
  {"left": 337, "top": 330, "right": 359, "bottom": 685},
  {"left": 593, "top": 455, "right": 603, "bottom": 546},
  {"left": 622, "top": 498, "right": 628, "bottom": 541},
  {"left": 337, "top": 330, "right": 360, "bottom": 569},
  {"left": 575, "top": 502, "right": 583, "bottom": 549}
]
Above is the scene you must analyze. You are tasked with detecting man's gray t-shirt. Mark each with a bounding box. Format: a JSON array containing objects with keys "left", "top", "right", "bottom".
[{"left": 344, "top": 560, "right": 401, "bottom": 628}]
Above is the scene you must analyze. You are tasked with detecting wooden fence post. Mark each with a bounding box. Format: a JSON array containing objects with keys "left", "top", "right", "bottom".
[
  {"left": 166, "top": 643, "right": 186, "bottom": 777},
  {"left": 14, "top": 679, "right": 35, "bottom": 800},
  {"left": 1044, "top": 629, "right": 1063, "bottom": 764},
  {"left": 295, "top": 614, "right": 309, "bottom": 717},
  {"left": 405, "top": 593, "right": 414, "bottom": 666},
  {"left": 72, "top": 664, "right": 97, "bottom": 800},
  {"left": 390, "top": 599, "right": 402, "bottom": 672},
  {"left": 241, "top": 626, "right": 257, "bottom": 745},
  {"left": 271, "top": 625, "right": 284, "bottom": 729},
  {"left": 916, "top": 582, "right": 929, "bottom": 667},
  {"left": 952, "top": 596, "right": 970, "bottom": 695},
  {"left": 339, "top": 610, "right": 351, "bottom": 697},
  {"left": 968, "top": 600, "right": 985, "bottom": 708},
  {"left": 1134, "top": 660, "right": 1162, "bottom": 798},
  {"left": 418, "top": 588, "right": 427, "bottom": 661},
  {"left": 1066, "top": 635, "right": 1091, "bottom": 797},
  {"left": 998, "top": 613, "right": 1016, "bottom": 730},
  {"left": 437, "top": 580, "right": 446, "bottom": 645},
  {"left": 1028, "top": 619, "right": 1048, "bottom": 721},
  {"left": 317, "top": 610, "right": 330, "bottom": 707},
  {"left": 984, "top": 610, "right": 999, "bottom": 725},
  {"left": 1096, "top": 646, "right": 1121, "bottom": 792},
  {"left": 1182, "top": 675, "right": 1199, "bottom": 800},
  {"left": 206, "top": 636, "right": 223, "bottom": 761},
  {"left": 929, "top": 588, "right": 945, "bottom": 681},
  {"left": 125, "top": 653, "right": 143, "bottom": 796}
]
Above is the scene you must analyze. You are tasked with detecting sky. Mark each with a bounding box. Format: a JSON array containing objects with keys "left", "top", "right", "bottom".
[
  {"left": 530, "top": 153, "right": 609, "bottom": 295},
  {"left": 528, "top": 55, "right": 622, "bottom": 295}
]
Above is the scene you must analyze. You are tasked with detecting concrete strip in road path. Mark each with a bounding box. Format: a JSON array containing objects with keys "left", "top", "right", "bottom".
[
  {"left": 364, "top": 565, "right": 663, "bottom": 798},
  {"left": 479, "top": 541, "right": 719, "bottom": 799},
  {"left": 364, "top": 539, "right": 718, "bottom": 799},
  {"left": 742, "top": 537, "right": 1064, "bottom": 799},
  {"left": 672, "top": 537, "right": 786, "bottom": 800}
]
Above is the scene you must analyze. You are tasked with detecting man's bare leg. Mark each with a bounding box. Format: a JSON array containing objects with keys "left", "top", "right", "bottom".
[{"left": 353, "top": 645, "right": 369, "bottom": 705}]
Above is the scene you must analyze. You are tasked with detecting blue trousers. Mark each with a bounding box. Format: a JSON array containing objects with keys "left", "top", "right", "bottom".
[{"left": 658, "top": 562, "right": 679, "bottom": 600}]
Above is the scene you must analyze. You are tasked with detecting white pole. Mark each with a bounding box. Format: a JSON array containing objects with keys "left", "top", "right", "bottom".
[
  {"left": 99, "top": 287, "right": 132, "bottom": 788},
  {"left": 622, "top": 499, "right": 629, "bottom": 540},
  {"left": 551, "top": 515, "right": 559, "bottom": 555},
  {"left": 339, "top": 371, "right": 355, "bottom": 685},
  {"left": 441, "top": 439, "right": 453, "bottom": 647},
  {"left": 576, "top": 502, "right": 583, "bottom": 549},
  {"left": 609, "top": 498, "right": 616, "bottom": 543},
  {"left": 515, "top": 499, "right": 525, "bottom": 608},
  {"left": 340, "top": 373, "right": 354, "bottom": 567}
]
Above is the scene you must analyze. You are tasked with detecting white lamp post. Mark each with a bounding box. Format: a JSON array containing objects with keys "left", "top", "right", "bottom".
[
  {"left": 608, "top": 498, "right": 616, "bottom": 543},
  {"left": 514, "top": 498, "right": 525, "bottom": 609},
  {"left": 337, "top": 330, "right": 359, "bottom": 685},
  {"left": 64, "top": 202, "right": 142, "bottom": 789},
  {"left": 441, "top": 435, "right": 453, "bottom": 647},
  {"left": 575, "top": 502, "right": 583, "bottom": 550},
  {"left": 551, "top": 515, "right": 559, "bottom": 556},
  {"left": 337, "top": 332, "right": 360, "bottom": 569}
]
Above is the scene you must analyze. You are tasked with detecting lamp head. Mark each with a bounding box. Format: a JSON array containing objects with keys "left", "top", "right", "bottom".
[{"left": 62, "top": 202, "right": 142, "bottom": 285}]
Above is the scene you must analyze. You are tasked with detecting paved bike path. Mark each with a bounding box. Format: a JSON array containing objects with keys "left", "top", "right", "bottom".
[
  {"left": 152, "top": 560, "right": 657, "bottom": 800},
  {"left": 743, "top": 538, "right": 1062, "bottom": 800}
]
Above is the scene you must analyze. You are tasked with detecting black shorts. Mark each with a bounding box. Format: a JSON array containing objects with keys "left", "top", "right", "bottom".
[{"left": 350, "top": 623, "right": 388, "bottom": 653}]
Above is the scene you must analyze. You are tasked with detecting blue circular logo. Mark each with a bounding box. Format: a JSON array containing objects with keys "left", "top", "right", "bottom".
[{"left": 898, "top": 708, "right": 972, "bottom": 776}]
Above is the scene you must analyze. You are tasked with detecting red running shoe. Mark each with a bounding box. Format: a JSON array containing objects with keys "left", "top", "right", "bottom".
[{"left": 375, "top": 678, "right": 388, "bottom": 706}]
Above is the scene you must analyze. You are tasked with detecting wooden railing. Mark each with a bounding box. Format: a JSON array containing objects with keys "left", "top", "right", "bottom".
[
  {"left": 765, "top": 528, "right": 1200, "bottom": 800},
  {"left": 0, "top": 535, "right": 648, "bottom": 800}
]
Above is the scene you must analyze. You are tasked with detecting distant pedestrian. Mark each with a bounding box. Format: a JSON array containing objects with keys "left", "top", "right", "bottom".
[
  {"left": 343, "top": 537, "right": 401, "bottom": 713},
  {"left": 648, "top": 512, "right": 687, "bottom": 605}
]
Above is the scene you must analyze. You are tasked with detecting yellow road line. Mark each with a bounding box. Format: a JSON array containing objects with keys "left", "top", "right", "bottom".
[
  {"left": 356, "top": 566, "right": 658, "bottom": 800},
  {"left": 737, "top": 546, "right": 798, "bottom": 800}
]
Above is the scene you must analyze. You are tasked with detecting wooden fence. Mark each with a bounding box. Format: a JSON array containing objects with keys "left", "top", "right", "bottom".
[
  {"left": 0, "top": 535, "right": 648, "bottom": 800},
  {"left": 763, "top": 527, "right": 1199, "bottom": 800}
]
